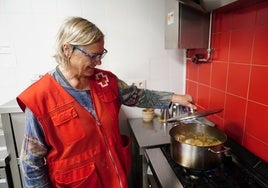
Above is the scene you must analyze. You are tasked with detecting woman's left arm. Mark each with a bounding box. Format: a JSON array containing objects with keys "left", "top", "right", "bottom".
[{"left": 118, "top": 79, "right": 196, "bottom": 109}]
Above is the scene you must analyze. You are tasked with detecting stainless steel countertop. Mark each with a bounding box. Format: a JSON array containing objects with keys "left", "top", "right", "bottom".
[
  {"left": 128, "top": 118, "right": 172, "bottom": 152},
  {"left": 0, "top": 99, "right": 22, "bottom": 114}
]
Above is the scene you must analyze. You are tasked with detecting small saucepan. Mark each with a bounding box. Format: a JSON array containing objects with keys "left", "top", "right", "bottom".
[{"left": 169, "top": 123, "right": 230, "bottom": 170}]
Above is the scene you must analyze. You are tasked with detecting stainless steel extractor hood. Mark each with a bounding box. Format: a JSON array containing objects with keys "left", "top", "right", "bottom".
[
  {"left": 178, "top": 0, "right": 238, "bottom": 13},
  {"left": 165, "top": 0, "right": 238, "bottom": 49},
  {"left": 200, "top": 0, "right": 238, "bottom": 11},
  {"left": 165, "top": 0, "right": 210, "bottom": 49}
]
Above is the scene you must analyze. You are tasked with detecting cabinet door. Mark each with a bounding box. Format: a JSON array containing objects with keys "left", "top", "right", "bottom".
[
  {"left": 10, "top": 113, "right": 25, "bottom": 156},
  {"left": 1, "top": 112, "right": 24, "bottom": 188}
]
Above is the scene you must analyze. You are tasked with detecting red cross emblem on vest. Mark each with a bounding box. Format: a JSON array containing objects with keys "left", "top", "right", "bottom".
[{"left": 95, "top": 72, "right": 109, "bottom": 87}]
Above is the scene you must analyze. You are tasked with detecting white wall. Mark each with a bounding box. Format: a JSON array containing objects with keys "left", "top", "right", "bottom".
[{"left": 0, "top": 0, "right": 186, "bottom": 119}]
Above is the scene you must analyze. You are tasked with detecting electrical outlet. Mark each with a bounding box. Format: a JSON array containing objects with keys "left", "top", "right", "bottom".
[{"left": 125, "top": 79, "right": 146, "bottom": 89}]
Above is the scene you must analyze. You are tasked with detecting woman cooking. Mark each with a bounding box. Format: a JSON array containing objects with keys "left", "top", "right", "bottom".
[{"left": 16, "top": 16, "right": 196, "bottom": 188}]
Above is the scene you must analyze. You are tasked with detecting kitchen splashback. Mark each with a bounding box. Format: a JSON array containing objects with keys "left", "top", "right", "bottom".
[{"left": 186, "top": 0, "right": 268, "bottom": 162}]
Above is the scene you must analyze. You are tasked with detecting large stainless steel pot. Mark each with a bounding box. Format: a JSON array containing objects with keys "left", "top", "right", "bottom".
[{"left": 169, "top": 123, "right": 230, "bottom": 170}]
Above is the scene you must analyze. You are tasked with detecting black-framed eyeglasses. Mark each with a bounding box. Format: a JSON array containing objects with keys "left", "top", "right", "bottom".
[{"left": 72, "top": 45, "right": 108, "bottom": 62}]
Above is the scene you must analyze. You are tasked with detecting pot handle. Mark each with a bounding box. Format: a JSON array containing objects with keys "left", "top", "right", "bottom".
[{"left": 208, "top": 146, "right": 231, "bottom": 154}]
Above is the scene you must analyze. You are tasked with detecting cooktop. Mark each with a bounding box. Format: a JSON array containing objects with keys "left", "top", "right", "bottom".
[{"left": 160, "top": 138, "right": 268, "bottom": 188}]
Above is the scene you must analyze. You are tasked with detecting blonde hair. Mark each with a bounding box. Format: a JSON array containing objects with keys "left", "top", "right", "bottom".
[{"left": 53, "top": 17, "right": 104, "bottom": 64}]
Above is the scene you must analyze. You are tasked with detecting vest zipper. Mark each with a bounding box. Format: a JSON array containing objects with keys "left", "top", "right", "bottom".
[
  {"left": 96, "top": 120, "right": 124, "bottom": 188},
  {"left": 89, "top": 79, "right": 124, "bottom": 188}
]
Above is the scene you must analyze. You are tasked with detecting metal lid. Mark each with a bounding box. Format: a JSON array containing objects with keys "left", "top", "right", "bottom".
[{"left": 167, "top": 108, "right": 223, "bottom": 122}]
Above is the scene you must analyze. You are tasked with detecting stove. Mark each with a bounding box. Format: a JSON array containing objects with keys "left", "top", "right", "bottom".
[{"left": 145, "top": 138, "right": 268, "bottom": 188}]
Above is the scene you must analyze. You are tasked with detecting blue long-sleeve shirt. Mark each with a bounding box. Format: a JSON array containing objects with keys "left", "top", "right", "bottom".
[{"left": 20, "top": 67, "right": 173, "bottom": 188}]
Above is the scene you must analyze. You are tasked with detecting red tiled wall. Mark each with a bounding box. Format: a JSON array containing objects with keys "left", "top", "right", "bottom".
[{"left": 186, "top": 1, "right": 268, "bottom": 162}]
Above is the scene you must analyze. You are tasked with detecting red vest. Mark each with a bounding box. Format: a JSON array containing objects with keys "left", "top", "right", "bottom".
[{"left": 17, "top": 69, "right": 131, "bottom": 188}]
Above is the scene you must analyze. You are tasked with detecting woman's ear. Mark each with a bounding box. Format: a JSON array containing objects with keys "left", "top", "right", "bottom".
[{"left": 62, "top": 43, "right": 73, "bottom": 58}]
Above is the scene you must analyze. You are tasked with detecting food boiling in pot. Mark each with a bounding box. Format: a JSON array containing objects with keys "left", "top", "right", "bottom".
[{"left": 174, "top": 131, "right": 222, "bottom": 146}]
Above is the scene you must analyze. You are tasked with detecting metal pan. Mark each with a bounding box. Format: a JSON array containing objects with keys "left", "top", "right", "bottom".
[{"left": 169, "top": 123, "right": 230, "bottom": 169}]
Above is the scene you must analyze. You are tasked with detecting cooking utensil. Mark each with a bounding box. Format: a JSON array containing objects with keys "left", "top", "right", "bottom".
[
  {"left": 170, "top": 103, "right": 189, "bottom": 118},
  {"left": 167, "top": 108, "right": 222, "bottom": 122},
  {"left": 169, "top": 123, "right": 230, "bottom": 169},
  {"left": 160, "top": 109, "right": 170, "bottom": 122}
]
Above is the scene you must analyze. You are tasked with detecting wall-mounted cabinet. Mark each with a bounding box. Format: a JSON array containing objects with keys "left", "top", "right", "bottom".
[{"left": 165, "top": 0, "right": 210, "bottom": 49}]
